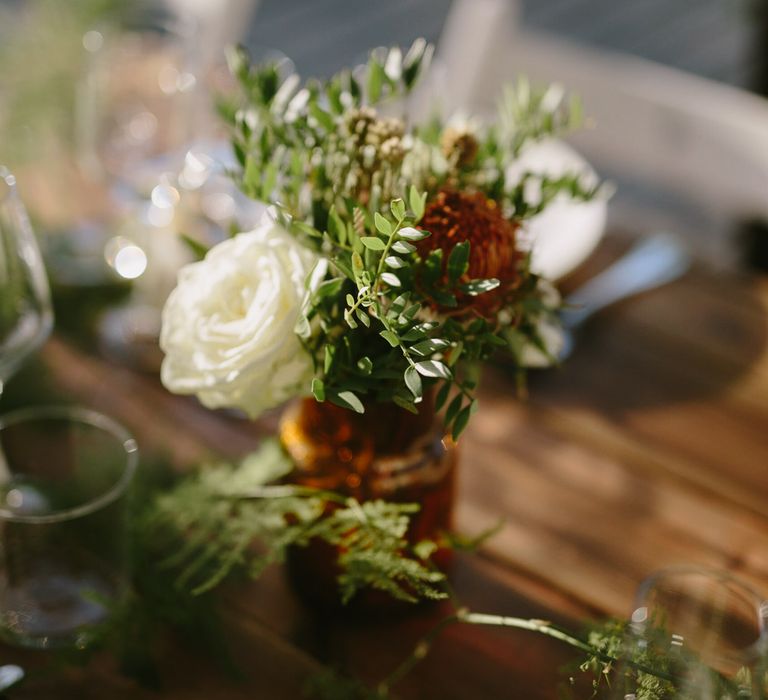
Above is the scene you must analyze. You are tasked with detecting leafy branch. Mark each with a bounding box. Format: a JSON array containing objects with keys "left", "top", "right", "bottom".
[{"left": 148, "top": 440, "right": 447, "bottom": 603}]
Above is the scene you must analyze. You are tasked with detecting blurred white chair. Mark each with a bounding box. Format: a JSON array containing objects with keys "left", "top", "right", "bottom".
[{"left": 437, "top": 0, "right": 768, "bottom": 264}]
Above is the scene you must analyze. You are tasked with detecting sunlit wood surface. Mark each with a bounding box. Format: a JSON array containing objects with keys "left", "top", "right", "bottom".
[{"left": 2, "top": 231, "right": 767, "bottom": 698}]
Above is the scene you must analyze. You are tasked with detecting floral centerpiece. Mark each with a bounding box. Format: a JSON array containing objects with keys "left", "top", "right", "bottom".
[
  {"left": 161, "top": 41, "right": 598, "bottom": 430},
  {"left": 159, "top": 41, "right": 600, "bottom": 586}
]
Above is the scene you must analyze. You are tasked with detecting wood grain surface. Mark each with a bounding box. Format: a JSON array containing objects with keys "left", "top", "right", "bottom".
[{"left": 2, "top": 236, "right": 767, "bottom": 698}]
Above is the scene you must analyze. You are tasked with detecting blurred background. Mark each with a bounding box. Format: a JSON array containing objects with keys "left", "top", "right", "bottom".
[{"left": 1, "top": 0, "right": 767, "bottom": 364}]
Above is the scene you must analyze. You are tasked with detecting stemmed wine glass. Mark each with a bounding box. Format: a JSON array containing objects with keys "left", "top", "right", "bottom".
[
  {"left": 0, "top": 167, "right": 53, "bottom": 397},
  {"left": 608, "top": 566, "right": 768, "bottom": 699}
]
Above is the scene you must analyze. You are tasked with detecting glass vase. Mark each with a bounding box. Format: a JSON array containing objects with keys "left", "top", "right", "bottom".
[
  {"left": 279, "top": 395, "right": 457, "bottom": 611},
  {"left": 608, "top": 566, "right": 768, "bottom": 699}
]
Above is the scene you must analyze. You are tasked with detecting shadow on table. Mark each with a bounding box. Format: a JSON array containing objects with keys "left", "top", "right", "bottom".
[{"left": 525, "top": 270, "right": 768, "bottom": 414}]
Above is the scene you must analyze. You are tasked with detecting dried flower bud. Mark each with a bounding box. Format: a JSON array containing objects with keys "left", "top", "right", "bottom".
[{"left": 441, "top": 126, "right": 479, "bottom": 168}]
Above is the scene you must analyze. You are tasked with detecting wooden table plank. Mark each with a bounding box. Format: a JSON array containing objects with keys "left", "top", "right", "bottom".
[{"left": 4, "top": 233, "right": 768, "bottom": 698}]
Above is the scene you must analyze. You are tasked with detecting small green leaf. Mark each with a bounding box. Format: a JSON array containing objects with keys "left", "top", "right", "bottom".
[
  {"left": 447, "top": 341, "right": 463, "bottom": 367},
  {"left": 385, "top": 255, "right": 406, "bottom": 269},
  {"left": 463, "top": 278, "right": 501, "bottom": 296},
  {"left": 324, "top": 346, "right": 334, "bottom": 373},
  {"left": 180, "top": 234, "right": 209, "bottom": 261},
  {"left": 403, "top": 303, "right": 420, "bottom": 320},
  {"left": 410, "top": 338, "right": 449, "bottom": 356},
  {"left": 398, "top": 227, "right": 429, "bottom": 241},
  {"left": 401, "top": 323, "right": 433, "bottom": 342},
  {"left": 445, "top": 394, "right": 463, "bottom": 425},
  {"left": 355, "top": 308, "right": 371, "bottom": 327},
  {"left": 361, "top": 236, "right": 386, "bottom": 251},
  {"left": 413, "top": 540, "right": 438, "bottom": 560},
  {"left": 330, "top": 390, "right": 365, "bottom": 414},
  {"left": 392, "top": 395, "right": 419, "bottom": 414},
  {"left": 357, "top": 357, "right": 373, "bottom": 374},
  {"left": 390, "top": 293, "right": 410, "bottom": 314},
  {"left": 374, "top": 212, "right": 393, "bottom": 236},
  {"left": 260, "top": 162, "right": 278, "bottom": 201},
  {"left": 295, "top": 314, "right": 311, "bottom": 338},
  {"left": 309, "top": 101, "right": 335, "bottom": 131},
  {"left": 404, "top": 366, "right": 422, "bottom": 399},
  {"left": 435, "top": 382, "right": 451, "bottom": 411},
  {"left": 447, "top": 241, "right": 470, "bottom": 283},
  {"left": 409, "top": 185, "right": 425, "bottom": 220},
  {"left": 311, "top": 378, "right": 325, "bottom": 402},
  {"left": 414, "top": 361, "right": 451, "bottom": 380},
  {"left": 452, "top": 405, "right": 472, "bottom": 441},
  {"left": 344, "top": 311, "right": 358, "bottom": 329},
  {"left": 328, "top": 206, "right": 346, "bottom": 246},
  {"left": 392, "top": 240, "right": 416, "bottom": 254},
  {"left": 390, "top": 198, "right": 406, "bottom": 220},
  {"left": 367, "top": 59, "right": 385, "bottom": 103},
  {"left": 380, "top": 330, "right": 400, "bottom": 347},
  {"left": 315, "top": 277, "right": 344, "bottom": 299},
  {"left": 346, "top": 293, "right": 355, "bottom": 306},
  {"left": 381, "top": 272, "right": 401, "bottom": 287}
]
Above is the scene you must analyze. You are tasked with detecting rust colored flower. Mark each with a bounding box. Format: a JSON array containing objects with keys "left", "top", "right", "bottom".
[{"left": 417, "top": 190, "right": 523, "bottom": 317}]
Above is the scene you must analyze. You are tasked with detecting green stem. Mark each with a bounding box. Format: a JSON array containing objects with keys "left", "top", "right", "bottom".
[
  {"left": 372, "top": 217, "right": 404, "bottom": 298},
  {"left": 460, "top": 612, "right": 594, "bottom": 654},
  {"left": 376, "top": 608, "right": 679, "bottom": 697}
]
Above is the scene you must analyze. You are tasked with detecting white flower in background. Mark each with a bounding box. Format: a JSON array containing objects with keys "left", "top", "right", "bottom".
[{"left": 160, "top": 215, "right": 319, "bottom": 417}]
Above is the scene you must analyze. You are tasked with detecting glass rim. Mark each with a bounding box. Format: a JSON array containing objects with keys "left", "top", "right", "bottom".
[
  {"left": 0, "top": 405, "right": 139, "bottom": 524},
  {"left": 0, "top": 165, "right": 17, "bottom": 200},
  {"left": 635, "top": 564, "right": 768, "bottom": 662}
]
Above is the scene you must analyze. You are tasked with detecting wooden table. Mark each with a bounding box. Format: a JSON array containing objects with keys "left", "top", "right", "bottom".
[{"left": 2, "top": 234, "right": 768, "bottom": 698}]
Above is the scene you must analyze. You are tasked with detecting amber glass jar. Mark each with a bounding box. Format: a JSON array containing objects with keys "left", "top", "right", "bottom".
[{"left": 279, "top": 395, "right": 457, "bottom": 610}]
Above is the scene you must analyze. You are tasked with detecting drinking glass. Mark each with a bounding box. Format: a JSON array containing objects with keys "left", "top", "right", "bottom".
[
  {"left": 0, "top": 167, "right": 53, "bottom": 396},
  {"left": 0, "top": 406, "right": 138, "bottom": 649},
  {"left": 608, "top": 566, "right": 768, "bottom": 699}
]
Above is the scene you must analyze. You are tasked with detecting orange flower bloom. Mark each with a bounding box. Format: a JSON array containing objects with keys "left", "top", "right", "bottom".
[{"left": 417, "top": 190, "right": 523, "bottom": 317}]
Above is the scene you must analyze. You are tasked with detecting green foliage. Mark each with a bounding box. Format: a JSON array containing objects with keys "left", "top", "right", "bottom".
[
  {"left": 149, "top": 440, "right": 447, "bottom": 603},
  {"left": 223, "top": 41, "right": 605, "bottom": 439}
]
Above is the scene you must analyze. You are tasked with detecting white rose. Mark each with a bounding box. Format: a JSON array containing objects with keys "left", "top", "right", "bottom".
[{"left": 160, "top": 218, "right": 319, "bottom": 417}]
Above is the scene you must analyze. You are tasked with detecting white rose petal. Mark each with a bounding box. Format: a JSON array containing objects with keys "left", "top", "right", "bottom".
[{"left": 160, "top": 218, "right": 320, "bottom": 418}]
